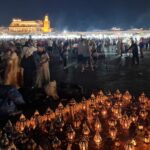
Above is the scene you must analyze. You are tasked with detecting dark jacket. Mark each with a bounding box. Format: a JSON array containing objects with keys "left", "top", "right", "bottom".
[{"left": 128, "top": 43, "right": 139, "bottom": 56}]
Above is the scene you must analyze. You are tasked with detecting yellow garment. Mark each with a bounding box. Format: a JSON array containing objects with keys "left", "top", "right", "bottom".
[{"left": 4, "top": 52, "right": 22, "bottom": 89}]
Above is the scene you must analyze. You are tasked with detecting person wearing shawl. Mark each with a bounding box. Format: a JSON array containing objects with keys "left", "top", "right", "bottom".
[
  {"left": 33, "top": 42, "right": 50, "bottom": 88},
  {"left": 21, "top": 42, "right": 36, "bottom": 88}
]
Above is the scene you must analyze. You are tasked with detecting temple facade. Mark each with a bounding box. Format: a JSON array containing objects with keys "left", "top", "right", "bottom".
[{"left": 8, "top": 15, "right": 52, "bottom": 33}]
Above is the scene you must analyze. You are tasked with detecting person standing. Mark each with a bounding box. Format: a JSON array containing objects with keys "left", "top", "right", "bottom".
[
  {"left": 77, "top": 39, "right": 84, "bottom": 72},
  {"left": 139, "top": 38, "right": 144, "bottom": 58},
  {"left": 128, "top": 40, "right": 139, "bottom": 65},
  {"left": 4, "top": 47, "right": 23, "bottom": 89},
  {"left": 62, "top": 42, "right": 69, "bottom": 70},
  {"left": 82, "top": 40, "right": 93, "bottom": 71},
  {"left": 33, "top": 42, "right": 50, "bottom": 88},
  {"left": 21, "top": 47, "right": 36, "bottom": 88},
  {"left": 47, "top": 39, "right": 53, "bottom": 56}
]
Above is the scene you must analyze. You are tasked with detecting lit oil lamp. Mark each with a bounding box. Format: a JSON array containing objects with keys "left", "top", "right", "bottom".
[
  {"left": 16, "top": 114, "right": 26, "bottom": 133},
  {"left": 55, "top": 102, "right": 64, "bottom": 117},
  {"left": 82, "top": 97, "right": 87, "bottom": 111},
  {"left": 33, "top": 110, "right": 41, "bottom": 126},
  {"left": 115, "top": 100, "right": 123, "bottom": 108},
  {"left": 73, "top": 115, "right": 81, "bottom": 129},
  {"left": 58, "top": 102, "right": 64, "bottom": 111},
  {"left": 66, "top": 125, "right": 76, "bottom": 143},
  {"left": 130, "top": 113, "right": 138, "bottom": 123},
  {"left": 29, "top": 117, "right": 36, "bottom": 129},
  {"left": 33, "top": 109, "right": 39, "bottom": 116},
  {"left": 130, "top": 102, "right": 138, "bottom": 112},
  {"left": 94, "top": 117, "right": 102, "bottom": 132},
  {"left": 55, "top": 108, "right": 60, "bottom": 117},
  {"left": 130, "top": 138, "right": 137, "bottom": 146},
  {"left": 137, "top": 123, "right": 144, "bottom": 131},
  {"left": 143, "top": 134, "right": 150, "bottom": 144},
  {"left": 69, "top": 98, "right": 77, "bottom": 120},
  {"left": 105, "top": 100, "right": 112, "bottom": 109},
  {"left": 100, "top": 107, "right": 108, "bottom": 118},
  {"left": 63, "top": 105, "right": 70, "bottom": 121},
  {"left": 93, "top": 109, "right": 99, "bottom": 117},
  {"left": 55, "top": 116, "right": 65, "bottom": 132},
  {"left": 87, "top": 104, "right": 95, "bottom": 124},
  {"left": 139, "top": 109, "right": 148, "bottom": 120},
  {"left": 108, "top": 118, "right": 117, "bottom": 127},
  {"left": 139, "top": 102, "right": 147, "bottom": 110},
  {"left": 116, "top": 112, "right": 122, "bottom": 120},
  {"left": 111, "top": 105, "right": 121, "bottom": 117},
  {"left": 120, "top": 113, "right": 131, "bottom": 130},
  {"left": 90, "top": 93, "right": 96, "bottom": 103},
  {"left": 139, "top": 92, "right": 148, "bottom": 104},
  {"left": 97, "top": 90, "right": 107, "bottom": 104},
  {"left": 52, "top": 137, "right": 61, "bottom": 149},
  {"left": 136, "top": 123, "right": 145, "bottom": 136},
  {"left": 107, "top": 91, "right": 113, "bottom": 100},
  {"left": 82, "top": 122, "right": 90, "bottom": 137},
  {"left": 114, "top": 89, "right": 122, "bottom": 100},
  {"left": 109, "top": 127, "right": 117, "bottom": 140},
  {"left": 93, "top": 131, "right": 102, "bottom": 147},
  {"left": 122, "top": 91, "right": 132, "bottom": 105},
  {"left": 114, "top": 138, "right": 121, "bottom": 148},
  {"left": 121, "top": 118, "right": 131, "bottom": 130},
  {"left": 124, "top": 142, "right": 135, "bottom": 150},
  {"left": 45, "top": 107, "right": 53, "bottom": 122},
  {"left": 25, "top": 119, "right": 31, "bottom": 128},
  {"left": 79, "top": 136, "right": 88, "bottom": 150}
]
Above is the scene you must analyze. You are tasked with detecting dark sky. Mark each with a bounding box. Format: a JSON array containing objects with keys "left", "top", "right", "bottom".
[{"left": 0, "top": 0, "right": 150, "bottom": 31}]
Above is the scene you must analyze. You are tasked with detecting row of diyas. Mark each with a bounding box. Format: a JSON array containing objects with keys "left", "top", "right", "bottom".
[{"left": 0, "top": 90, "right": 150, "bottom": 150}]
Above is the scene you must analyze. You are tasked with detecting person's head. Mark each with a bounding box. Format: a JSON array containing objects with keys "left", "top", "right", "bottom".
[
  {"left": 140, "top": 38, "right": 144, "bottom": 42},
  {"left": 37, "top": 42, "right": 45, "bottom": 52},
  {"left": 131, "top": 39, "right": 134, "bottom": 45},
  {"left": 6, "top": 46, "right": 16, "bottom": 57},
  {"left": 24, "top": 41, "right": 29, "bottom": 47},
  {"left": 6, "top": 48, "right": 12, "bottom": 56},
  {"left": 28, "top": 39, "right": 34, "bottom": 47},
  {"left": 9, "top": 45, "right": 17, "bottom": 53}
]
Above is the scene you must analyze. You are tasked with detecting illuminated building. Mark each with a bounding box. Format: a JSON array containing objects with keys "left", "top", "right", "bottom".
[
  {"left": 8, "top": 15, "right": 52, "bottom": 33},
  {"left": 42, "top": 15, "right": 52, "bottom": 33}
]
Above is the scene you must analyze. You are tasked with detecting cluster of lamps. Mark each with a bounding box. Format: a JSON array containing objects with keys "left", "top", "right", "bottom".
[{"left": 0, "top": 90, "right": 149, "bottom": 150}]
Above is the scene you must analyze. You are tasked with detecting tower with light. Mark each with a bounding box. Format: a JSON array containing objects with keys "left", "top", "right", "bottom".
[{"left": 42, "top": 15, "right": 52, "bottom": 33}]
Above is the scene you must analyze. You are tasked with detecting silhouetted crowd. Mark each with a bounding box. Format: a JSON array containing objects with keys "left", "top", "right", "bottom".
[
  {"left": 0, "top": 36, "right": 149, "bottom": 114},
  {"left": 0, "top": 37, "right": 150, "bottom": 88}
]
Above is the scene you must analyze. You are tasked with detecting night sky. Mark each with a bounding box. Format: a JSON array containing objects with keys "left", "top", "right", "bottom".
[{"left": 0, "top": 0, "right": 150, "bottom": 31}]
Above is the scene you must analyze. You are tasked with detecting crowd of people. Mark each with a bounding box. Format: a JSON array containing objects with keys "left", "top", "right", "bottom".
[
  {"left": 0, "top": 36, "right": 149, "bottom": 92},
  {"left": 0, "top": 36, "right": 149, "bottom": 114},
  {"left": 0, "top": 40, "right": 50, "bottom": 89}
]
